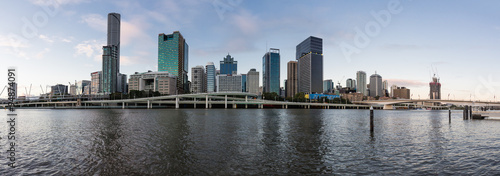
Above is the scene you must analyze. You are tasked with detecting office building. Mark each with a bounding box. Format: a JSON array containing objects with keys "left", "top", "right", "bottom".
[
  {"left": 69, "top": 84, "right": 76, "bottom": 95},
  {"left": 128, "top": 71, "right": 177, "bottom": 95},
  {"left": 217, "top": 74, "right": 242, "bottom": 92},
  {"left": 158, "top": 31, "right": 189, "bottom": 94},
  {"left": 102, "top": 45, "right": 118, "bottom": 94},
  {"left": 241, "top": 74, "right": 247, "bottom": 92},
  {"left": 297, "top": 36, "right": 323, "bottom": 94},
  {"left": 51, "top": 84, "right": 68, "bottom": 95},
  {"left": 390, "top": 85, "right": 398, "bottom": 97},
  {"left": 206, "top": 62, "right": 216, "bottom": 93},
  {"left": 262, "top": 48, "right": 280, "bottom": 94},
  {"left": 91, "top": 71, "right": 102, "bottom": 95},
  {"left": 191, "top": 66, "right": 206, "bottom": 94},
  {"left": 286, "top": 61, "right": 298, "bottom": 97},
  {"left": 220, "top": 54, "right": 237, "bottom": 75},
  {"left": 247, "top": 68, "right": 259, "bottom": 94},
  {"left": 430, "top": 75, "right": 441, "bottom": 99},
  {"left": 393, "top": 87, "right": 411, "bottom": 99},
  {"left": 323, "top": 79, "right": 333, "bottom": 93},
  {"left": 369, "top": 73, "right": 383, "bottom": 97},
  {"left": 346, "top": 78, "right": 356, "bottom": 90},
  {"left": 356, "top": 71, "right": 367, "bottom": 96},
  {"left": 76, "top": 80, "right": 91, "bottom": 95}
]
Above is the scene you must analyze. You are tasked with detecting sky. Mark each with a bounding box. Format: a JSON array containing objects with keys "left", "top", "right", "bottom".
[{"left": 1, "top": 0, "right": 500, "bottom": 101}]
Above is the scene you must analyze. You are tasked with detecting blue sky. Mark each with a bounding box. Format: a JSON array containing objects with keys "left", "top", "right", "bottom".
[{"left": 1, "top": 0, "right": 500, "bottom": 101}]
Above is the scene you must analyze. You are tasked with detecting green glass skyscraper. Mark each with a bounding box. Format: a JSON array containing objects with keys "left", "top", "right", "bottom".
[{"left": 158, "top": 31, "right": 189, "bottom": 94}]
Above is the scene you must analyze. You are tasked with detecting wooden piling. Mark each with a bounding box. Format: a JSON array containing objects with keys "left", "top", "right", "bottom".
[
  {"left": 370, "top": 107, "right": 374, "bottom": 132},
  {"left": 449, "top": 109, "right": 451, "bottom": 123}
]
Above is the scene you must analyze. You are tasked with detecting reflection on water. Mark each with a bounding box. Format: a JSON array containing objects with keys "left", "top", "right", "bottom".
[{"left": 1, "top": 109, "right": 500, "bottom": 175}]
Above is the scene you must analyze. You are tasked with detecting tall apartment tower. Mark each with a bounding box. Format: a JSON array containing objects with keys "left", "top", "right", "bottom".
[
  {"left": 158, "top": 31, "right": 189, "bottom": 94},
  {"left": 101, "top": 12, "right": 121, "bottom": 94},
  {"left": 220, "top": 54, "right": 237, "bottom": 75},
  {"left": 206, "top": 62, "right": 216, "bottom": 93},
  {"left": 356, "top": 71, "right": 367, "bottom": 96},
  {"left": 262, "top": 48, "right": 280, "bottom": 94},
  {"left": 247, "top": 68, "right": 259, "bottom": 94},
  {"left": 297, "top": 36, "right": 323, "bottom": 94},
  {"left": 369, "top": 73, "right": 383, "bottom": 97},
  {"left": 430, "top": 75, "right": 441, "bottom": 99},
  {"left": 191, "top": 66, "right": 206, "bottom": 93},
  {"left": 286, "top": 61, "right": 298, "bottom": 97}
]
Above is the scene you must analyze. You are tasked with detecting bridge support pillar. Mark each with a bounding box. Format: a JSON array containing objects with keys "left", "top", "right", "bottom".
[
  {"left": 205, "top": 95, "right": 208, "bottom": 109},
  {"left": 194, "top": 98, "right": 197, "bottom": 109},
  {"left": 308, "top": 105, "right": 310, "bottom": 109},
  {"left": 225, "top": 95, "right": 227, "bottom": 109},
  {"left": 286, "top": 104, "right": 288, "bottom": 109},
  {"left": 147, "top": 100, "right": 151, "bottom": 109},
  {"left": 233, "top": 104, "right": 236, "bottom": 109},
  {"left": 327, "top": 106, "right": 329, "bottom": 109},
  {"left": 383, "top": 104, "right": 394, "bottom": 110},
  {"left": 175, "top": 97, "right": 179, "bottom": 109},
  {"left": 122, "top": 102, "right": 125, "bottom": 109}
]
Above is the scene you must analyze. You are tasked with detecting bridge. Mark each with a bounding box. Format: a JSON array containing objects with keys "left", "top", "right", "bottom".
[
  {"left": 352, "top": 99, "right": 500, "bottom": 110},
  {"left": 1, "top": 93, "right": 373, "bottom": 110}
]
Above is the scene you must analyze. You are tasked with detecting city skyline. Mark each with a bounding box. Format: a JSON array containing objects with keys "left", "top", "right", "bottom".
[{"left": 1, "top": 1, "right": 500, "bottom": 100}]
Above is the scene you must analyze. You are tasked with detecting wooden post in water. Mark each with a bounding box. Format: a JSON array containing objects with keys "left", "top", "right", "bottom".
[
  {"left": 370, "top": 106, "right": 374, "bottom": 132},
  {"left": 449, "top": 109, "right": 451, "bottom": 123},
  {"left": 469, "top": 106, "right": 473, "bottom": 120}
]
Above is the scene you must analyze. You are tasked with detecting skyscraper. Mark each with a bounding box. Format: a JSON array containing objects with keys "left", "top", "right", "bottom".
[
  {"left": 356, "top": 71, "right": 367, "bottom": 96},
  {"left": 430, "top": 75, "right": 441, "bottom": 99},
  {"left": 247, "top": 68, "right": 259, "bottom": 94},
  {"left": 286, "top": 61, "right": 298, "bottom": 97},
  {"left": 102, "top": 45, "right": 118, "bottom": 94},
  {"left": 107, "top": 13, "right": 120, "bottom": 62},
  {"left": 191, "top": 66, "right": 206, "bottom": 94},
  {"left": 297, "top": 36, "right": 323, "bottom": 94},
  {"left": 262, "top": 48, "right": 280, "bottom": 94},
  {"left": 369, "top": 73, "right": 383, "bottom": 97},
  {"left": 346, "top": 78, "right": 356, "bottom": 90},
  {"left": 91, "top": 71, "right": 101, "bottom": 95},
  {"left": 323, "top": 79, "right": 333, "bottom": 93},
  {"left": 241, "top": 74, "right": 247, "bottom": 92},
  {"left": 220, "top": 54, "right": 237, "bottom": 75},
  {"left": 158, "top": 31, "right": 189, "bottom": 94},
  {"left": 206, "top": 62, "right": 216, "bottom": 93},
  {"left": 217, "top": 75, "right": 242, "bottom": 92}
]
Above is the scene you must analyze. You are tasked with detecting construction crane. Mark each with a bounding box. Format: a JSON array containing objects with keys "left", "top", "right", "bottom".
[{"left": 0, "top": 85, "right": 7, "bottom": 98}]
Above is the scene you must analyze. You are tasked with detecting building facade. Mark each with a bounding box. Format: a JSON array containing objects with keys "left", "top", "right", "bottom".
[
  {"left": 262, "top": 48, "right": 280, "bottom": 94},
  {"left": 393, "top": 87, "right": 411, "bottom": 99},
  {"left": 346, "top": 78, "right": 356, "bottom": 90},
  {"left": 158, "top": 31, "right": 189, "bottom": 94},
  {"left": 323, "top": 79, "right": 333, "bottom": 93},
  {"left": 128, "top": 71, "right": 177, "bottom": 95},
  {"left": 369, "top": 73, "right": 383, "bottom": 97},
  {"left": 101, "top": 45, "right": 118, "bottom": 94},
  {"left": 91, "top": 71, "right": 102, "bottom": 95},
  {"left": 217, "top": 75, "right": 242, "bottom": 92},
  {"left": 51, "top": 84, "right": 68, "bottom": 95},
  {"left": 206, "top": 62, "right": 216, "bottom": 93},
  {"left": 247, "top": 69, "right": 259, "bottom": 94},
  {"left": 430, "top": 76, "right": 441, "bottom": 99},
  {"left": 297, "top": 36, "right": 323, "bottom": 94},
  {"left": 286, "top": 61, "right": 298, "bottom": 97},
  {"left": 191, "top": 66, "right": 206, "bottom": 94},
  {"left": 241, "top": 74, "right": 247, "bottom": 92},
  {"left": 220, "top": 54, "right": 237, "bottom": 75},
  {"left": 76, "top": 80, "right": 91, "bottom": 95},
  {"left": 356, "top": 71, "right": 367, "bottom": 96}
]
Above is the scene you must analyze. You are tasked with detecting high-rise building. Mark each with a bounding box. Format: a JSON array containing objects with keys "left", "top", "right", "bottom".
[
  {"left": 217, "top": 75, "right": 242, "bottom": 92},
  {"left": 356, "top": 71, "right": 367, "bottom": 96},
  {"left": 158, "top": 31, "right": 189, "bottom": 94},
  {"left": 241, "top": 74, "right": 247, "bottom": 92},
  {"left": 286, "top": 61, "right": 298, "bottom": 97},
  {"left": 346, "top": 78, "right": 356, "bottom": 90},
  {"left": 191, "top": 66, "right": 206, "bottom": 94},
  {"left": 117, "top": 73, "right": 127, "bottom": 94},
  {"left": 70, "top": 84, "right": 76, "bottom": 95},
  {"left": 390, "top": 84, "right": 397, "bottom": 97},
  {"left": 296, "top": 36, "right": 322, "bottom": 60},
  {"left": 220, "top": 54, "right": 237, "bottom": 75},
  {"left": 76, "top": 80, "right": 91, "bottom": 95},
  {"left": 101, "top": 12, "right": 125, "bottom": 95},
  {"left": 128, "top": 71, "right": 177, "bottom": 95},
  {"left": 297, "top": 36, "right": 323, "bottom": 94},
  {"left": 102, "top": 45, "right": 118, "bottom": 94},
  {"left": 430, "top": 75, "right": 441, "bottom": 99},
  {"left": 262, "top": 48, "right": 280, "bottom": 94},
  {"left": 91, "top": 71, "right": 102, "bottom": 95},
  {"left": 393, "top": 87, "right": 411, "bottom": 99},
  {"left": 323, "top": 79, "right": 333, "bottom": 93},
  {"left": 247, "top": 69, "right": 259, "bottom": 94},
  {"left": 51, "top": 84, "right": 68, "bottom": 95},
  {"left": 369, "top": 73, "right": 383, "bottom": 97},
  {"left": 206, "top": 62, "right": 216, "bottom": 93}
]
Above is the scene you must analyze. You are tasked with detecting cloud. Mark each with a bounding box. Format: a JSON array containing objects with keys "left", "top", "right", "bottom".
[
  {"left": 30, "top": 0, "right": 89, "bottom": 6},
  {"left": 121, "top": 19, "right": 150, "bottom": 46},
  {"left": 80, "top": 14, "right": 106, "bottom": 32},
  {"left": 74, "top": 39, "right": 105, "bottom": 61},
  {"left": 35, "top": 48, "right": 51, "bottom": 59},
  {"left": 385, "top": 79, "right": 427, "bottom": 88},
  {"left": 230, "top": 10, "right": 259, "bottom": 36},
  {"left": 39, "top": 35, "right": 54, "bottom": 43}
]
